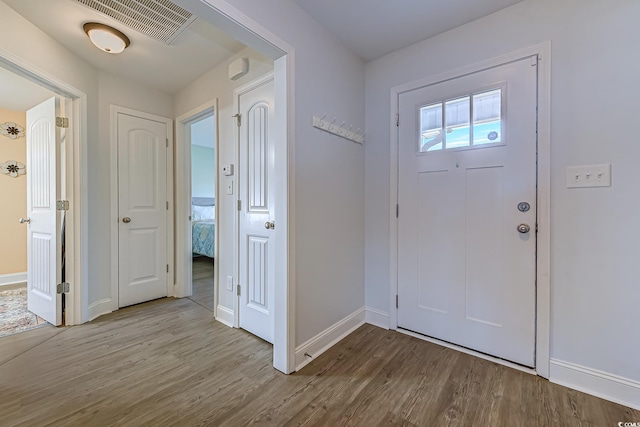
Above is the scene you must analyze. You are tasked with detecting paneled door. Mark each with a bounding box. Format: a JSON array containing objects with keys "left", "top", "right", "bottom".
[
  {"left": 117, "top": 111, "right": 169, "bottom": 308},
  {"left": 397, "top": 57, "right": 538, "bottom": 366},
  {"left": 26, "top": 97, "right": 62, "bottom": 325},
  {"left": 238, "top": 75, "right": 276, "bottom": 343}
]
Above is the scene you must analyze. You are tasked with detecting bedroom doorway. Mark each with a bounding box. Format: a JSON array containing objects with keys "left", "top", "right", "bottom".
[{"left": 189, "top": 113, "right": 217, "bottom": 311}]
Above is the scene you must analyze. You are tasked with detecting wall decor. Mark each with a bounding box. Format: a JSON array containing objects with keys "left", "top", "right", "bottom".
[
  {"left": 1, "top": 160, "right": 25, "bottom": 178},
  {"left": 0, "top": 122, "right": 25, "bottom": 140}
]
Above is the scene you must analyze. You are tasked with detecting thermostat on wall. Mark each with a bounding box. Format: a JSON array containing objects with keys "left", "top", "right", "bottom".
[{"left": 229, "top": 58, "right": 249, "bottom": 81}]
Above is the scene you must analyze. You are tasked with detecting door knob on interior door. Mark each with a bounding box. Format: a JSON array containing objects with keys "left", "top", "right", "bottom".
[
  {"left": 19, "top": 217, "right": 31, "bottom": 224},
  {"left": 264, "top": 221, "right": 275, "bottom": 230},
  {"left": 517, "top": 223, "right": 530, "bottom": 233},
  {"left": 122, "top": 217, "right": 132, "bottom": 224}
]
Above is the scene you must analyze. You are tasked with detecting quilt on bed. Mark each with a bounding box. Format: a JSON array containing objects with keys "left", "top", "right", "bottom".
[{"left": 192, "top": 220, "right": 215, "bottom": 258}]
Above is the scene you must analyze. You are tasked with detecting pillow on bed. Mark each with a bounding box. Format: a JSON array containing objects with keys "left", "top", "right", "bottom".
[{"left": 193, "top": 205, "right": 215, "bottom": 221}]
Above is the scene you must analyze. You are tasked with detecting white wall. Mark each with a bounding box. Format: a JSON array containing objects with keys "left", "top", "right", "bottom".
[
  {"left": 175, "top": 47, "right": 273, "bottom": 313},
  {"left": 191, "top": 145, "right": 215, "bottom": 198},
  {"left": 185, "top": 0, "right": 367, "bottom": 346},
  {"left": 365, "top": 0, "right": 640, "bottom": 391}
]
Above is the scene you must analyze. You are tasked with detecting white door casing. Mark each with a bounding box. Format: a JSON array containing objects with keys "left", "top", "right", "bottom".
[
  {"left": 116, "top": 111, "right": 170, "bottom": 308},
  {"left": 397, "top": 57, "right": 538, "bottom": 367},
  {"left": 26, "top": 96, "right": 62, "bottom": 326},
  {"left": 238, "top": 75, "right": 276, "bottom": 343}
]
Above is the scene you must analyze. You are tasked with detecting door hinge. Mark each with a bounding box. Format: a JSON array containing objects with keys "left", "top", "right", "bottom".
[
  {"left": 56, "top": 200, "right": 70, "bottom": 211},
  {"left": 396, "top": 294, "right": 399, "bottom": 308},
  {"left": 232, "top": 113, "right": 241, "bottom": 127},
  {"left": 236, "top": 284, "right": 241, "bottom": 296},
  {"left": 56, "top": 117, "right": 69, "bottom": 128},
  {"left": 395, "top": 114, "right": 399, "bottom": 127},
  {"left": 237, "top": 200, "right": 242, "bottom": 211},
  {"left": 57, "top": 282, "right": 70, "bottom": 294},
  {"left": 396, "top": 204, "right": 399, "bottom": 218},
  {"left": 535, "top": 223, "right": 539, "bottom": 233},
  {"left": 166, "top": 138, "right": 169, "bottom": 148},
  {"left": 166, "top": 201, "right": 169, "bottom": 210},
  {"left": 166, "top": 264, "right": 169, "bottom": 273}
]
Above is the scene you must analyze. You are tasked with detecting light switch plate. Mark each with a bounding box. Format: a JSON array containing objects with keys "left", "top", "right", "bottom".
[
  {"left": 226, "top": 181, "right": 233, "bottom": 195},
  {"left": 226, "top": 276, "right": 233, "bottom": 291},
  {"left": 566, "top": 163, "right": 611, "bottom": 188}
]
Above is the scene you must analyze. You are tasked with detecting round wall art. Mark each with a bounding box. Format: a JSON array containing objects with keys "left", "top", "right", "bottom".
[
  {"left": 1, "top": 160, "right": 25, "bottom": 178},
  {"left": 0, "top": 122, "right": 25, "bottom": 140}
]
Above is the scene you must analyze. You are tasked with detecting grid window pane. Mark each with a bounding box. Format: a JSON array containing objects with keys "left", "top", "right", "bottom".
[
  {"left": 473, "top": 89, "right": 502, "bottom": 145},
  {"left": 445, "top": 97, "right": 470, "bottom": 149},
  {"left": 419, "top": 103, "right": 443, "bottom": 152}
]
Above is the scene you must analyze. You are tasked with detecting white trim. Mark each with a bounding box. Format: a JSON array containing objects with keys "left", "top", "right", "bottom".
[
  {"left": 110, "top": 105, "right": 174, "bottom": 310},
  {"left": 86, "top": 299, "right": 113, "bottom": 322},
  {"left": 187, "top": 0, "right": 295, "bottom": 375},
  {"left": 175, "top": 99, "right": 218, "bottom": 314},
  {"left": 365, "top": 307, "right": 389, "bottom": 330},
  {"left": 0, "top": 50, "right": 87, "bottom": 327},
  {"left": 295, "top": 307, "right": 366, "bottom": 372},
  {"left": 399, "top": 328, "right": 537, "bottom": 375},
  {"left": 215, "top": 305, "right": 235, "bottom": 328},
  {"left": 550, "top": 359, "right": 640, "bottom": 411},
  {"left": 0, "top": 272, "right": 27, "bottom": 288},
  {"left": 389, "top": 42, "right": 552, "bottom": 378}
]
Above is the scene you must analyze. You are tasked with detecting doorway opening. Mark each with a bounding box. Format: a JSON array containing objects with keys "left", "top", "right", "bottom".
[{"left": 188, "top": 112, "right": 217, "bottom": 312}]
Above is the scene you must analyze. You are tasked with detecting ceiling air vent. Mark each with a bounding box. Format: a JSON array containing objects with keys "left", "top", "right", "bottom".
[{"left": 75, "top": 0, "right": 196, "bottom": 44}]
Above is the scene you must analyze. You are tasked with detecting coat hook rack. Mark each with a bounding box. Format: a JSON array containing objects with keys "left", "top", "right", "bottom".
[{"left": 312, "top": 115, "right": 364, "bottom": 144}]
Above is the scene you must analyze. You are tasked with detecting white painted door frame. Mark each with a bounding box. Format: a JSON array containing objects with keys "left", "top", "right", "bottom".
[
  {"left": 0, "top": 50, "right": 87, "bottom": 326},
  {"left": 110, "top": 106, "right": 174, "bottom": 310},
  {"left": 389, "top": 42, "right": 552, "bottom": 378},
  {"left": 175, "top": 99, "right": 219, "bottom": 317},
  {"left": 176, "top": 0, "right": 295, "bottom": 374}
]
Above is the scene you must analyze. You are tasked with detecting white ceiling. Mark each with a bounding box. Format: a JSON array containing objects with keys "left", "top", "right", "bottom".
[
  {"left": 3, "top": 0, "right": 246, "bottom": 94},
  {"left": 0, "top": 66, "right": 55, "bottom": 111},
  {"left": 294, "top": 0, "right": 525, "bottom": 61}
]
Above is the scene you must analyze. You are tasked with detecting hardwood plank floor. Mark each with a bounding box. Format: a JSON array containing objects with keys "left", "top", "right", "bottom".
[
  {"left": 189, "top": 256, "right": 215, "bottom": 311},
  {"left": 0, "top": 298, "right": 637, "bottom": 426}
]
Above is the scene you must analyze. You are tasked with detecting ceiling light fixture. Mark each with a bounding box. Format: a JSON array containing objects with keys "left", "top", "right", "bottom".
[{"left": 83, "top": 22, "right": 130, "bottom": 54}]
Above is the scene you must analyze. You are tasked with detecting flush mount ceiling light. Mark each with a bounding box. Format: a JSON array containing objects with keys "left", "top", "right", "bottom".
[{"left": 83, "top": 22, "right": 130, "bottom": 54}]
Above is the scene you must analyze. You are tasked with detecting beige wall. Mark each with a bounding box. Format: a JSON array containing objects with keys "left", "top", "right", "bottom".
[{"left": 0, "top": 108, "right": 27, "bottom": 275}]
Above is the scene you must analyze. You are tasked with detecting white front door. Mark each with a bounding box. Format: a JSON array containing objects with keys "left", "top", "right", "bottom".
[
  {"left": 26, "top": 97, "right": 62, "bottom": 326},
  {"left": 397, "top": 57, "right": 538, "bottom": 366},
  {"left": 117, "top": 111, "right": 169, "bottom": 308},
  {"left": 238, "top": 75, "right": 276, "bottom": 343}
]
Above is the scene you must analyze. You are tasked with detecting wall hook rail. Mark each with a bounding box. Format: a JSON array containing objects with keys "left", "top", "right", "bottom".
[{"left": 312, "top": 115, "right": 364, "bottom": 144}]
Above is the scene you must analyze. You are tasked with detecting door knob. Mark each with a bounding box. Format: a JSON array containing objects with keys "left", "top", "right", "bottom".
[
  {"left": 517, "top": 223, "right": 530, "bottom": 233},
  {"left": 122, "top": 217, "right": 132, "bottom": 224},
  {"left": 264, "top": 221, "right": 275, "bottom": 230},
  {"left": 19, "top": 217, "right": 31, "bottom": 224}
]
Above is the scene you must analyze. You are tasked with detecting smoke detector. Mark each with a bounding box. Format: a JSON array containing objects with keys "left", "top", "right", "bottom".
[{"left": 75, "top": 0, "right": 196, "bottom": 45}]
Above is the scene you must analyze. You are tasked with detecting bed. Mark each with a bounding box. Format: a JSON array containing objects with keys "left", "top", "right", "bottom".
[{"left": 192, "top": 198, "right": 215, "bottom": 258}]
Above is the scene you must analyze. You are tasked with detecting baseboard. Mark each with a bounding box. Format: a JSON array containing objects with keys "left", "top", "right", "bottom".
[
  {"left": 550, "top": 358, "right": 640, "bottom": 410},
  {"left": 0, "top": 272, "right": 27, "bottom": 289},
  {"left": 295, "top": 307, "right": 365, "bottom": 372},
  {"left": 216, "top": 305, "right": 234, "bottom": 328},
  {"left": 86, "top": 298, "right": 114, "bottom": 323},
  {"left": 365, "top": 307, "right": 390, "bottom": 329}
]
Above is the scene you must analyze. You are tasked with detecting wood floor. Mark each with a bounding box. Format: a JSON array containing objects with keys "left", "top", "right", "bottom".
[
  {"left": 189, "top": 256, "right": 215, "bottom": 311},
  {"left": 0, "top": 298, "right": 637, "bottom": 426}
]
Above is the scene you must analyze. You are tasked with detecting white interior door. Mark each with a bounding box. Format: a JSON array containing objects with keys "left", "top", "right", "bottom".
[
  {"left": 117, "top": 111, "right": 168, "bottom": 308},
  {"left": 397, "top": 57, "right": 538, "bottom": 366},
  {"left": 238, "top": 76, "right": 276, "bottom": 343},
  {"left": 26, "top": 97, "right": 62, "bottom": 326}
]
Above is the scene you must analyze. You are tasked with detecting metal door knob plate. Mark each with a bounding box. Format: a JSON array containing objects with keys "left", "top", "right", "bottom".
[
  {"left": 122, "top": 217, "right": 132, "bottom": 224},
  {"left": 517, "top": 223, "right": 530, "bottom": 233},
  {"left": 264, "top": 221, "right": 275, "bottom": 230},
  {"left": 19, "top": 217, "right": 31, "bottom": 224}
]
